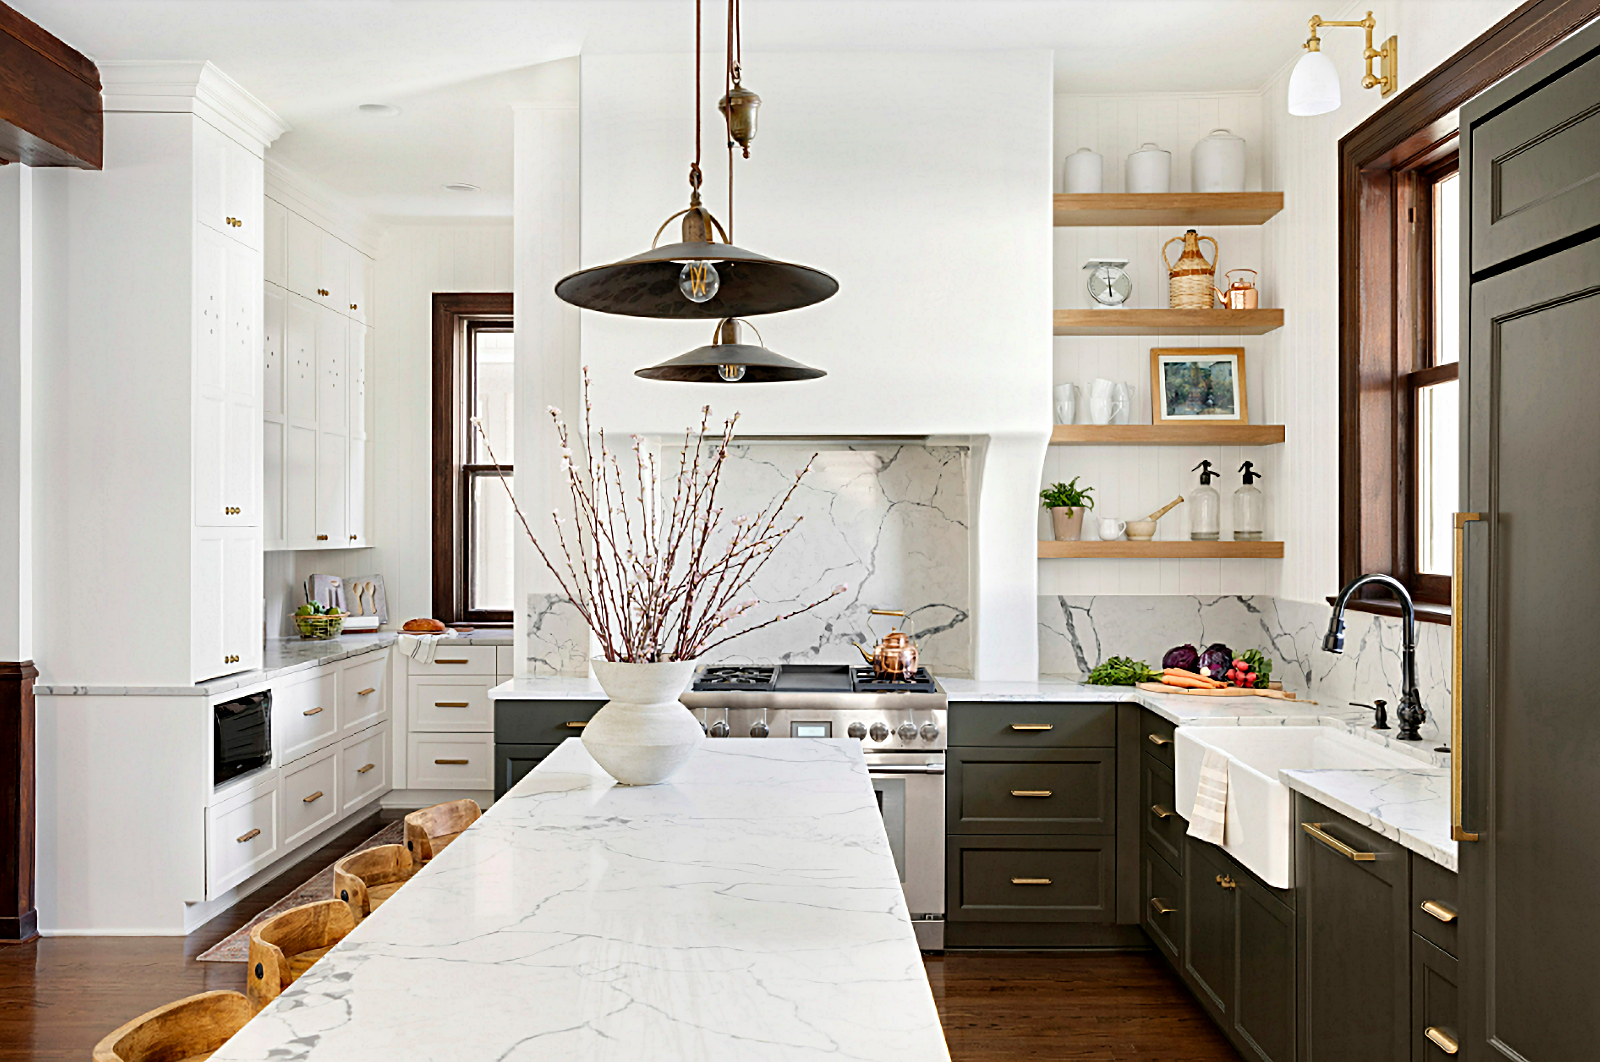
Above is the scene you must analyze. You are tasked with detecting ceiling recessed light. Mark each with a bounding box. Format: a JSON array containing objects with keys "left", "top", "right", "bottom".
[
  {"left": 444, "top": 182, "right": 481, "bottom": 192},
  {"left": 357, "top": 103, "right": 401, "bottom": 117}
]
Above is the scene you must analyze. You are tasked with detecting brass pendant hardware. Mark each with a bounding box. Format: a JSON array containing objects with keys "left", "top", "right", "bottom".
[
  {"left": 1303, "top": 11, "right": 1399, "bottom": 97},
  {"left": 719, "top": 81, "right": 760, "bottom": 157}
]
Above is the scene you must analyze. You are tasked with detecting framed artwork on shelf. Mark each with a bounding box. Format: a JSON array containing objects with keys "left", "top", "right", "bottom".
[{"left": 1150, "top": 347, "right": 1248, "bottom": 424}]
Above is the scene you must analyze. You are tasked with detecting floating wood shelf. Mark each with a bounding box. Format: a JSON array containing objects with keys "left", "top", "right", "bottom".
[
  {"left": 1053, "top": 308, "right": 1283, "bottom": 336},
  {"left": 1049, "top": 424, "right": 1285, "bottom": 446},
  {"left": 1053, "top": 192, "right": 1284, "bottom": 227},
  {"left": 1039, "top": 540, "right": 1285, "bottom": 559}
]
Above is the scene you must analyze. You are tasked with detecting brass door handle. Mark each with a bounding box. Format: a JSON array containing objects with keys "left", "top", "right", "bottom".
[
  {"left": 356, "top": 687, "right": 376, "bottom": 696},
  {"left": 1215, "top": 874, "right": 1237, "bottom": 890},
  {"left": 303, "top": 706, "right": 323, "bottom": 716},
  {"left": 435, "top": 702, "right": 470, "bottom": 708},
  {"left": 1301, "top": 822, "right": 1377, "bottom": 861},
  {"left": 1452, "top": 512, "right": 1484, "bottom": 842},
  {"left": 435, "top": 658, "right": 470, "bottom": 665},
  {"left": 1148, "top": 897, "right": 1177, "bottom": 916},
  {"left": 1010, "top": 723, "right": 1053, "bottom": 731},
  {"left": 1420, "top": 899, "right": 1458, "bottom": 923},
  {"left": 1011, "top": 790, "right": 1052, "bottom": 798},
  {"left": 236, "top": 828, "right": 261, "bottom": 843},
  {"left": 1151, "top": 804, "right": 1175, "bottom": 819},
  {"left": 1425, "top": 1026, "right": 1460, "bottom": 1055},
  {"left": 302, "top": 791, "right": 323, "bottom": 803},
  {"left": 1011, "top": 877, "right": 1052, "bottom": 886},
  {"left": 435, "top": 758, "right": 469, "bottom": 765},
  {"left": 356, "top": 763, "right": 376, "bottom": 774},
  {"left": 564, "top": 721, "right": 588, "bottom": 729},
  {"left": 1147, "top": 733, "right": 1174, "bottom": 747}
]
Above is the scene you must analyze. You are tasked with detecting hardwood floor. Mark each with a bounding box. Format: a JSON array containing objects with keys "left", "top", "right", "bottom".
[{"left": 928, "top": 951, "right": 1243, "bottom": 1061}]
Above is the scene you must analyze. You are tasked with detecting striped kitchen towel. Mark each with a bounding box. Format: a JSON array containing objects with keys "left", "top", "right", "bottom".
[{"left": 1187, "top": 746, "right": 1230, "bottom": 845}]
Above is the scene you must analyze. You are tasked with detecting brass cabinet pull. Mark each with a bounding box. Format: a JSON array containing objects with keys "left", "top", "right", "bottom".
[
  {"left": 1148, "top": 897, "right": 1177, "bottom": 916},
  {"left": 349, "top": 534, "right": 357, "bottom": 540},
  {"left": 435, "top": 658, "right": 470, "bottom": 665},
  {"left": 350, "top": 303, "right": 358, "bottom": 310},
  {"left": 316, "top": 534, "right": 329, "bottom": 541},
  {"left": 1420, "top": 899, "right": 1459, "bottom": 924},
  {"left": 356, "top": 687, "right": 376, "bottom": 696},
  {"left": 1150, "top": 804, "right": 1175, "bottom": 820},
  {"left": 435, "top": 758, "right": 469, "bottom": 765},
  {"left": 1452, "top": 512, "right": 1484, "bottom": 842},
  {"left": 236, "top": 828, "right": 261, "bottom": 843},
  {"left": 1147, "top": 733, "right": 1174, "bottom": 747},
  {"left": 1301, "top": 822, "right": 1377, "bottom": 861},
  {"left": 1011, "top": 790, "right": 1053, "bottom": 798},
  {"left": 303, "top": 706, "right": 323, "bottom": 716},
  {"left": 1011, "top": 877, "right": 1052, "bottom": 886},
  {"left": 302, "top": 790, "right": 323, "bottom": 803},
  {"left": 1424, "top": 1026, "right": 1460, "bottom": 1055},
  {"left": 356, "top": 763, "right": 376, "bottom": 774},
  {"left": 435, "top": 701, "right": 470, "bottom": 708},
  {"left": 564, "top": 721, "right": 588, "bottom": 729},
  {"left": 1215, "top": 874, "right": 1237, "bottom": 890},
  {"left": 1010, "top": 723, "right": 1054, "bottom": 731}
]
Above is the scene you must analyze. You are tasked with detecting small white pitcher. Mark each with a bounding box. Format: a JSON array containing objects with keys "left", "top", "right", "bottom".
[{"left": 1096, "top": 517, "right": 1127, "bottom": 541}]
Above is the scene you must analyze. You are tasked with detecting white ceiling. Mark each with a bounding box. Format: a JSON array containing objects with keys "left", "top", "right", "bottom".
[{"left": 19, "top": 0, "right": 1320, "bottom": 218}]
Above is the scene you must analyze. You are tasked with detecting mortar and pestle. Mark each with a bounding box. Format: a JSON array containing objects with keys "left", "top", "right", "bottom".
[{"left": 1126, "top": 496, "right": 1183, "bottom": 540}]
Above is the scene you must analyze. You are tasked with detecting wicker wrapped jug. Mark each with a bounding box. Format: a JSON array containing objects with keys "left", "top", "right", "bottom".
[{"left": 1162, "top": 229, "right": 1219, "bottom": 309}]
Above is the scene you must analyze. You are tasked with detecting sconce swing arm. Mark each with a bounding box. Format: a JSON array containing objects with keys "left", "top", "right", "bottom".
[{"left": 1303, "top": 10, "right": 1398, "bottom": 96}]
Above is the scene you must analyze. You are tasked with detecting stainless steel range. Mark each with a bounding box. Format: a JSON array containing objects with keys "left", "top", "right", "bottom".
[{"left": 681, "top": 663, "right": 947, "bottom": 950}]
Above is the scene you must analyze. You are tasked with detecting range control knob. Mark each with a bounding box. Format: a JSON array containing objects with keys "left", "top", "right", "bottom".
[
  {"left": 708, "top": 719, "right": 730, "bottom": 738},
  {"left": 920, "top": 721, "right": 941, "bottom": 741},
  {"left": 847, "top": 721, "right": 868, "bottom": 740},
  {"left": 897, "top": 721, "right": 919, "bottom": 742},
  {"left": 869, "top": 722, "right": 890, "bottom": 742},
  {"left": 749, "top": 720, "right": 769, "bottom": 738}
]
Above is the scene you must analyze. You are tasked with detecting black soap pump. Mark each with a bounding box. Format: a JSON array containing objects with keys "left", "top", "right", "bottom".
[
  {"left": 1234, "top": 461, "right": 1264, "bottom": 541},
  {"left": 1190, "top": 460, "right": 1220, "bottom": 541}
]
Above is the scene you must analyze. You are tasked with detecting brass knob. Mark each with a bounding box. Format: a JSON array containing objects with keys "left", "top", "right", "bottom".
[
  {"left": 349, "top": 534, "right": 357, "bottom": 540},
  {"left": 316, "top": 534, "right": 328, "bottom": 541},
  {"left": 350, "top": 303, "right": 358, "bottom": 310},
  {"left": 1216, "top": 874, "right": 1237, "bottom": 890}
]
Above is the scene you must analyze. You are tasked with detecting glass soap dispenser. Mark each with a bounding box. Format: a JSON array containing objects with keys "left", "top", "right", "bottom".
[
  {"left": 1234, "top": 461, "right": 1264, "bottom": 541},
  {"left": 1189, "top": 460, "right": 1221, "bottom": 540}
]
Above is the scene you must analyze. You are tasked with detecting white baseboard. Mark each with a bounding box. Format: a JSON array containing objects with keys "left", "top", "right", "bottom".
[
  {"left": 42, "top": 927, "right": 189, "bottom": 937},
  {"left": 381, "top": 788, "right": 494, "bottom": 810}
]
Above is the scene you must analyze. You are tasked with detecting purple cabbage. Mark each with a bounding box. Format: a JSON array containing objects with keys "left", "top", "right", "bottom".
[
  {"left": 1162, "top": 644, "right": 1199, "bottom": 672},
  {"left": 1198, "top": 643, "right": 1234, "bottom": 678}
]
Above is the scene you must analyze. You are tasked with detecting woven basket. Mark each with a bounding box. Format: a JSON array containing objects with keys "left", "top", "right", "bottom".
[
  {"left": 1163, "top": 230, "right": 1219, "bottom": 310},
  {"left": 294, "top": 612, "right": 345, "bottom": 640}
]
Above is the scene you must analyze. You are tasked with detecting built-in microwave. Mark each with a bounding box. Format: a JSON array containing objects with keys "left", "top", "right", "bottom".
[{"left": 214, "top": 691, "right": 272, "bottom": 785}]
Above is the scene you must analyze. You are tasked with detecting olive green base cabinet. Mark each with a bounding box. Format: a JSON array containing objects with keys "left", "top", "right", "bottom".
[{"left": 493, "top": 699, "right": 604, "bottom": 798}]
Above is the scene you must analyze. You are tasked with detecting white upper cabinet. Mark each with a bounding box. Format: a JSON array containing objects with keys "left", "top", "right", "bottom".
[
  {"left": 194, "top": 118, "right": 262, "bottom": 251},
  {"left": 348, "top": 251, "right": 371, "bottom": 323},
  {"left": 319, "top": 232, "right": 350, "bottom": 315},
  {"left": 286, "top": 210, "right": 320, "bottom": 303},
  {"left": 315, "top": 309, "right": 348, "bottom": 433},
  {"left": 283, "top": 294, "right": 318, "bottom": 427},
  {"left": 263, "top": 198, "right": 288, "bottom": 289},
  {"left": 316, "top": 431, "right": 348, "bottom": 545}
]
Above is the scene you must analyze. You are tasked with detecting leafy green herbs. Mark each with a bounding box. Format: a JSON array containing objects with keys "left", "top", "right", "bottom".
[{"left": 1086, "top": 656, "right": 1160, "bottom": 686}]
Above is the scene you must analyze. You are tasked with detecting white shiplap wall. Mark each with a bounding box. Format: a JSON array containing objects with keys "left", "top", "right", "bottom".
[
  {"left": 369, "top": 220, "right": 514, "bottom": 624},
  {"left": 1043, "top": 92, "right": 1280, "bottom": 597}
]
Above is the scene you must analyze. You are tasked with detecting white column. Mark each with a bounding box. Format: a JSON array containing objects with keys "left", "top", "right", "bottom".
[
  {"left": 970, "top": 431, "right": 1047, "bottom": 680},
  {"left": 511, "top": 58, "right": 583, "bottom": 677},
  {"left": 0, "top": 164, "right": 33, "bottom": 664}
]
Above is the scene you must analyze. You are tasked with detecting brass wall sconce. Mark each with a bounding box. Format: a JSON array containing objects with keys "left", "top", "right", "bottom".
[{"left": 1287, "top": 10, "right": 1398, "bottom": 116}]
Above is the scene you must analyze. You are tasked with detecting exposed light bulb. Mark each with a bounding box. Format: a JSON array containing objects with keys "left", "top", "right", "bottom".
[
  {"left": 717, "top": 364, "right": 747, "bottom": 382},
  {"left": 679, "top": 260, "right": 720, "bottom": 303}
]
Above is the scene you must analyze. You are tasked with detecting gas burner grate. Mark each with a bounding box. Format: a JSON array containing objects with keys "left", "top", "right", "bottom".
[
  {"left": 693, "top": 666, "right": 778, "bottom": 692},
  {"left": 851, "top": 667, "right": 938, "bottom": 694}
]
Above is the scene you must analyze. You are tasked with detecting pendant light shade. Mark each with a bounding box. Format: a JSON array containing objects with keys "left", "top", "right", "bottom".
[
  {"left": 634, "top": 318, "right": 825, "bottom": 383},
  {"left": 1288, "top": 47, "right": 1341, "bottom": 116}
]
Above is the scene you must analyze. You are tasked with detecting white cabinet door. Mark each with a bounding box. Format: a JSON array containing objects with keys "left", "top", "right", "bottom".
[
  {"left": 319, "top": 232, "right": 349, "bottom": 315},
  {"left": 348, "top": 324, "right": 368, "bottom": 438},
  {"left": 279, "top": 745, "right": 340, "bottom": 849},
  {"left": 264, "top": 418, "right": 285, "bottom": 549},
  {"left": 286, "top": 210, "right": 320, "bottom": 301},
  {"left": 285, "top": 425, "right": 317, "bottom": 549},
  {"left": 263, "top": 200, "right": 288, "bottom": 289},
  {"left": 348, "top": 251, "right": 371, "bottom": 323},
  {"left": 224, "top": 525, "right": 262, "bottom": 671},
  {"left": 206, "top": 774, "right": 279, "bottom": 899},
  {"left": 263, "top": 286, "right": 286, "bottom": 548},
  {"left": 315, "top": 309, "right": 347, "bottom": 432},
  {"left": 224, "top": 135, "right": 262, "bottom": 252},
  {"left": 315, "top": 431, "right": 347, "bottom": 545},
  {"left": 223, "top": 241, "right": 260, "bottom": 527},
  {"left": 194, "top": 227, "right": 229, "bottom": 527},
  {"left": 340, "top": 654, "right": 388, "bottom": 737},
  {"left": 340, "top": 723, "right": 389, "bottom": 813},
  {"left": 263, "top": 285, "right": 285, "bottom": 416},
  {"left": 191, "top": 526, "right": 225, "bottom": 681},
  {"left": 193, "top": 119, "right": 229, "bottom": 239},
  {"left": 283, "top": 294, "right": 318, "bottom": 427},
  {"left": 347, "top": 437, "right": 366, "bottom": 548}
]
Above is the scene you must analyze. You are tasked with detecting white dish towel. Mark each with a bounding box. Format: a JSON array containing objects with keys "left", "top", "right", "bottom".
[
  {"left": 397, "top": 631, "right": 460, "bottom": 666},
  {"left": 1187, "top": 746, "right": 1230, "bottom": 845}
]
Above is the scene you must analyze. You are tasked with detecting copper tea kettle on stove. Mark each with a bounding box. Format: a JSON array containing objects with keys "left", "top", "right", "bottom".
[{"left": 854, "top": 609, "right": 919, "bottom": 680}]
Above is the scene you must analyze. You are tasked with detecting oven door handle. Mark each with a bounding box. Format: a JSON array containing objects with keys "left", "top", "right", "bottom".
[{"left": 867, "top": 763, "right": 945, "bottom": 775}]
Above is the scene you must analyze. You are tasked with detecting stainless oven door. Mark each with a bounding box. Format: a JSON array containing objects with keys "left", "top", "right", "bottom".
[{"left": 863, "top": 750, "right": 945, "bottom": 950}]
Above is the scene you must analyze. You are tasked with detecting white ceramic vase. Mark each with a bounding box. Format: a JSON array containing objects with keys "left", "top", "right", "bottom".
[
  {"left": 1126, "top": 142, "right": 1172, "bottom": 194},
  {"left": 583, "top": 658, "right": 704, "bottom": 785},
  {"left": 1063, "top": 147, "right": 1104, "bottom": 193},
  {"left": 1192, "top": 128, "right": 1246, "bottom": 193}
]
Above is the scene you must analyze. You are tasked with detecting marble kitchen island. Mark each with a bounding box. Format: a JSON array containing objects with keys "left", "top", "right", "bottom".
[{"left": 212, "top": 737, "right": 950, "bottom": 1061}]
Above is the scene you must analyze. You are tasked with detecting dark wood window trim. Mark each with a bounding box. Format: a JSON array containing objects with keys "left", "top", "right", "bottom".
[
  {"left": 1337, "top": 0, "right": 1600, "bottom": 624},
  {"left": 432, "top": 293, "right": 513, "bottom": 627}
]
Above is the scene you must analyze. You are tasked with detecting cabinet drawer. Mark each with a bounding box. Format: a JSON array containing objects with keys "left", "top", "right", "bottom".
[
  {"left": 276, "top": 670, "right": 339, "bottom": 762},
  {"left": 1411, "top": 853, "right": 1460, "bottom": 959},
  {"left": 280, "top": 745, "right": 340, "bottom": 849},
  {"left": 207, "top": 776, "right": 280, "bottom": 898},
  {"left": 340, "top": 723, "right": 389, "bottom": 813},
  {"left": 339, "top": 653, "right": 387, "bottom": 736},
  {"left": 948, "top": 703, "right": 1115, "bottom": 748},
  {"left": 495, "top": 700, "right": 606, "bottom": 744},
  {"left": 496, "top": 742, "right": 559, "bottom": 799},
  {"left": 408, "top": 733, "right": 494, "bottom": 789},
  {"left": 1142, "top": 756, "right": 1186, "bottom": 873},
  {"left": 408, "top": 645, "right": 497, "bottom": 676},
  {"left": 948, "top": 747, "right": 1114, "bottom": 834},
  {"left": 1140, "top": 710, "right": 1177, "bottom": 769},
  {"left": 410, "top": 677, "right": 493, "bottom": 732},
  {"left": 948, "top": 835, "right": 1115, "bottom": 923},
  {"left": 1141, "top": 853, "right": 1184, "bottom": 964},
  {"left": 1412, "top": 934, "right": 1461, "bottom": 1061}
]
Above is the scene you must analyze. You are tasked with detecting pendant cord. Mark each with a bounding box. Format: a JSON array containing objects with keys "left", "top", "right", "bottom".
[
  {"left": 689, "top": 0, "right": 702, "bottom": 197},
  {"left": 725, "top": 0, "right": 738, "bottom": 241}
]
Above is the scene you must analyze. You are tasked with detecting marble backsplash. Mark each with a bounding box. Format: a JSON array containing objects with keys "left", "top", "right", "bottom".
[
  {"left": 1039, "top": 594, "right": 1452, "bottom": 747},
  {"left": 527, "top": 443, "right": 972, "bottom": 676}
]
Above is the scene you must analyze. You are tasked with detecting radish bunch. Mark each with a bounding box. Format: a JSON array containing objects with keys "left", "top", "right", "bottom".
[{"left": 1224, "top": 658, "right": 1260, "bottom": 688}]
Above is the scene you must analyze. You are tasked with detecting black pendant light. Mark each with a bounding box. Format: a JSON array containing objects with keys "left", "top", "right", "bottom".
[
  {"left": 554, "top": 0, "right": 836, "bottom": 321},
  {"left": 635, "top": 318, "right": 825, "bottom": 384}
]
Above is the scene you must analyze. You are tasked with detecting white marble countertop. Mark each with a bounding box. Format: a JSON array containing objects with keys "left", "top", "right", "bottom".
[
  {"left": 1280, "top": 767, "right": 1456, "bottom": 871},
  {"left": 212, "top": 738, "right": 950, "bottom": 1062},
  {"left": 490, "top": 674, "right": 610, "bottom": 700}
]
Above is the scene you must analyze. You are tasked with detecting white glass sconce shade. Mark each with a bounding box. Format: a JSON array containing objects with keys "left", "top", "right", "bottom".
[{"left": 1288, "top": 49, "right": 1341, "bottom": 116}]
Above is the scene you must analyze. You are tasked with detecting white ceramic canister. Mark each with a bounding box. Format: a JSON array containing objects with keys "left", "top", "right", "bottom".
[
  {"left": 1126, "top": 142, "right": 1172, "bottom": 194},
  {"left": 1063, "top": 147, "right": 1104, "bottom": 194},
  {"left": 1192, "top": 129, "right": 1246, "bottom": 193}
]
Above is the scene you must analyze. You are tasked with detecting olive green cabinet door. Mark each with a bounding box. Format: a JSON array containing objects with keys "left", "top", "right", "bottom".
[
  {"left": 1141, "top": 853, "right": 1183, "bottom": 964},
  {"left": 495, "top": 743, "right": 556, "bottom": 798},
  {"left": 948, "top": 835, "right": 1116, "bottom": 923},
  {"left": 1412, "top": 935, "right": 1461, "bottom": 1061},
  {"left": 1184, "top": 836, "right": 1236, "bottom": 1024},
  {"left": 947, "top": 747, "right": 1115, "bottom": 835},
  {"left": 1233, "top": 873, "right": 1296, "bottom": 1062}
]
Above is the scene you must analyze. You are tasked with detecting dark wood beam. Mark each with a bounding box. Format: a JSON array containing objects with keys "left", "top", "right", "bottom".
[{"left": 0, "top": 1, "right": 101, "bottom": 168}]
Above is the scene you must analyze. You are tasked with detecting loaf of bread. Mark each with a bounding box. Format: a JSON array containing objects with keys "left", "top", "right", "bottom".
[{"left": 403, "top": 617, "right": 448, "bottom": 633}]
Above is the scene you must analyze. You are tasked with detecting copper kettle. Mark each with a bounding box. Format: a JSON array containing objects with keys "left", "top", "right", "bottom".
[
  {"left": 1214, "top": 269, "right": 1259, "bottom": 310},
  {"left": 854, "top": 609, "right": 919, "bottom": 680}
]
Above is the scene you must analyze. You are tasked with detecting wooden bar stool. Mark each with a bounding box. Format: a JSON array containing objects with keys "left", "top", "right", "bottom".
[
  {"left": 246, "top": 898, "right": 357, "bottom": 1010},
  {"left": 403, "top": 798, "right": 481, "bottom": 863},
  {"left": 92, "top": 989, "right": 254, "bottom": 1061},
  {"left": 333, "top": 842, "right": 415, "bottom": 923}
]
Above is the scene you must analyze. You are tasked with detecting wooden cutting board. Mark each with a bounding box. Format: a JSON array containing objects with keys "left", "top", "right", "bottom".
[{"left": 1135, "top": 682, "right": 1315, "bottom": 703}]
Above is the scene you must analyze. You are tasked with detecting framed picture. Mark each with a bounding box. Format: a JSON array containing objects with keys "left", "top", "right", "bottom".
[{"left": 1150, "top": 348, "right": 1248, "bottom": 424}]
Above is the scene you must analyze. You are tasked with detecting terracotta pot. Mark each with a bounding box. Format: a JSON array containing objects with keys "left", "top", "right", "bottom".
[
  {"left": 1050, "top": 507, "right": 1086, "bottom": 541},
  {"left": 583, "top": 658, "right": 704, "bottom": 785}
]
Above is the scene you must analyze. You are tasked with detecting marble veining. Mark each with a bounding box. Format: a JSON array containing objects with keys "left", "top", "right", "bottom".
[
  {"left": 525, "top": 592, "right": 591, "bottom": 676},
  {"left": 210, "top": 739, "right": 949, "bottom": 1062},
  {"left": 1280, "top": 768, "right": 1456, "bottom": 871}
]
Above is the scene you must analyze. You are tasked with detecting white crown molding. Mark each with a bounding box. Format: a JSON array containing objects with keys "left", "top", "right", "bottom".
[
  {"left": 264, "top": 156, "right": 383, "bottom": 257},
  {"left": 98, "top": 60, "right": 290, "bottom": 151}
]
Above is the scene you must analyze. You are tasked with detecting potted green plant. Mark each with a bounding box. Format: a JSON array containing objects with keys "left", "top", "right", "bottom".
[{"left": 1041, "top": 477, "right": 1095, "bottom": 541}]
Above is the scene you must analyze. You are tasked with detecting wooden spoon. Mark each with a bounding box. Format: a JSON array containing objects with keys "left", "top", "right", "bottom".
[{"left": 1146, "top": 496, "right": 1184, "bottom": 522}]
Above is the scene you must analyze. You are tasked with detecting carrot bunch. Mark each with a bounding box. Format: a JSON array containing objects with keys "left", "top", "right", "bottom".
[{"left": 1159, "top": 668, "right": 1227, "bottom": 690}]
